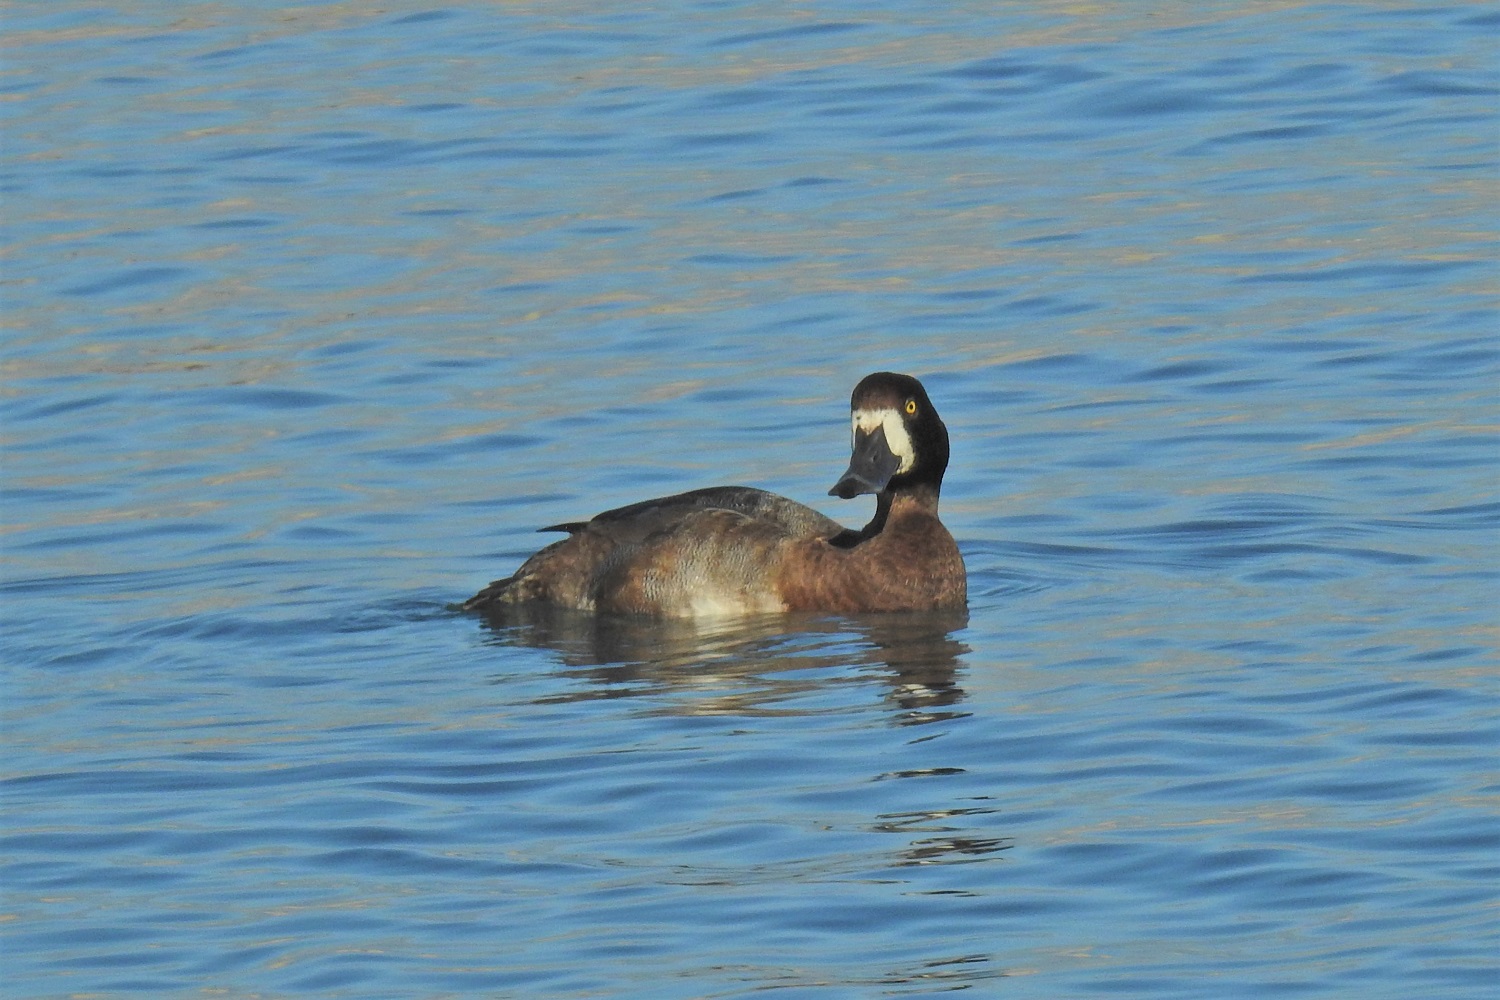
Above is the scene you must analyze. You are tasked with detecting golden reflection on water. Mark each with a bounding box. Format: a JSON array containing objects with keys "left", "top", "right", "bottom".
[{"left": 478, "top": 604, "right": 971, "bottom": 719}]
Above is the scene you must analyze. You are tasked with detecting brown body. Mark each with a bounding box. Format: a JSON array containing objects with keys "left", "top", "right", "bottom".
[
  {"left": 772, "top": 494, "right": 966, "bottom": 614},
  {"left": 463, "top": 373, "right": 967, "bottom": 619}
]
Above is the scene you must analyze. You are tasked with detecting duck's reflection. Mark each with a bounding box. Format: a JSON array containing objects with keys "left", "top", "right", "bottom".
[{"left": 474, "top": 604, "right": 970, "bottom": 722}]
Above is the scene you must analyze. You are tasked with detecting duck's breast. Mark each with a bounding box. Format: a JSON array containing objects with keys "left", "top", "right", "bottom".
[{"left": 774, "top": 510, "right": 966, "bottom": 614}]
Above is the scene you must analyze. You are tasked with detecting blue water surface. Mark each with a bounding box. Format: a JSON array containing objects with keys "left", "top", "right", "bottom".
[{"left": 3, "top": 2, "right": 1498, "bottom": 998}]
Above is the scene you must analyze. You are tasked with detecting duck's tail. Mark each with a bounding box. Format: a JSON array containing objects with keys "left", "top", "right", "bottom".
[{"left": 460, "top": 573, "right": 523, "bottom": 611}]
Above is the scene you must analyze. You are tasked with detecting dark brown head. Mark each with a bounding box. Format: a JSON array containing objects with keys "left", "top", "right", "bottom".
[{"left": 829, "top": 372, "right": 950, "bottom": 501}]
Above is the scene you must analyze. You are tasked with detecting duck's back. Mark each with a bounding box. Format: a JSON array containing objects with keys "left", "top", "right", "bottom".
[
  {"left": 463, "top": 487, "right": 844, "bottom": 616},
  {"left": 571, "top": 486, "right": 844, "bottom": 541}
]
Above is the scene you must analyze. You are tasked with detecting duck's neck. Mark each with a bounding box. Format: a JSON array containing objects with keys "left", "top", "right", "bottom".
[{"left": 860, "top": 485, "right": 940, "bottom": 539}]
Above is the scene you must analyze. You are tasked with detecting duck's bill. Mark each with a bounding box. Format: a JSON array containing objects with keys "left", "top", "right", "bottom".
[{"left": 829, "top": 424, "right": 901, "bottom": 499}]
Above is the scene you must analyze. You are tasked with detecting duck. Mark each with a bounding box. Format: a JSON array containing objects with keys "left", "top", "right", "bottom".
[{"left": 463, "top": 371, "right": 966, "bottom": 618}]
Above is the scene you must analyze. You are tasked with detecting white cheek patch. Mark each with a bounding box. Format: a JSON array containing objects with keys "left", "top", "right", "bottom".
[{"left": 851, "top": 407, "right": 916, "bottom": 474}]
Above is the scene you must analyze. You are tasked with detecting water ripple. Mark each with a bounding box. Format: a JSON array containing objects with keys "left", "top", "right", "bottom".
[{"left": 3, "top": 3, "right": 1495, "bottom": 998}]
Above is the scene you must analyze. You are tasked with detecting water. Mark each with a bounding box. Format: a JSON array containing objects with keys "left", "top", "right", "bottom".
[{"left": 3, "top": 3, "right": 1497, "bottom": 997}]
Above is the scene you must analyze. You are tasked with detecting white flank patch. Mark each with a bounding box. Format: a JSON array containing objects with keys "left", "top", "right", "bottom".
[
  {"left": 687, "top": 589, "right": 783, "bottom": 618},
  {"left": 851, "top": 407, "right": 915, "bottom": 474}
]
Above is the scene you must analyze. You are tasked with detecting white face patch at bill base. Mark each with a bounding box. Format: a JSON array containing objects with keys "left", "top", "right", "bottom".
[{"left": 851, "top": 407, "right": 915, "bottom": 474}]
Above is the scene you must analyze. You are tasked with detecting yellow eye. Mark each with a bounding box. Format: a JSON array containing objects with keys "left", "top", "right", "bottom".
[{"left": 904, "top": 398, "right": 918, "bottom": 416}]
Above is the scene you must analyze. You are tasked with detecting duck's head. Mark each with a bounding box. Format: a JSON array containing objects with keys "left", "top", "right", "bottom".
[{"left": 829, "top": 372, "right": 950, "bottom": 500}]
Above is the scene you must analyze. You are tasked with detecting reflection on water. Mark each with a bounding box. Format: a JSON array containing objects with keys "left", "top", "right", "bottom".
[
  {"left": 476, "top": 604, "right": 971, "bottom": 723},
  {"left": 876, "top": 807, "right": 1014, "bottom": 868}
]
